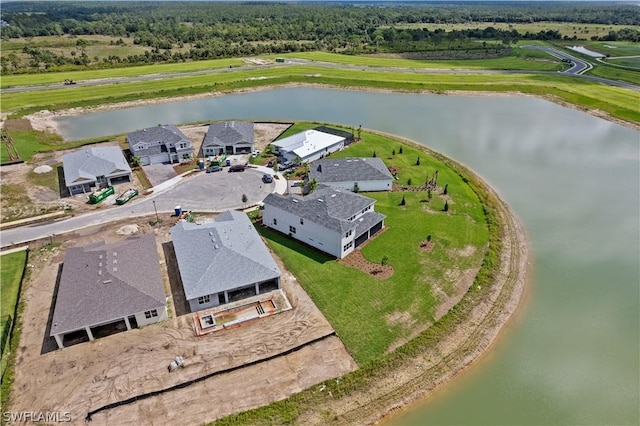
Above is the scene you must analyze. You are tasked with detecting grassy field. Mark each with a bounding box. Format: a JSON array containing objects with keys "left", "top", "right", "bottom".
[
  {"left": 0, "top": 56, "right": 244, "bottom": 88},
  {"left": 268, "top": 51, "right": 562, "bottom": 71},
  {"left": 259, "top": 129, "right": 488, "bottom": 365},
  {"left": 388, "top": 21, "right": 640, "bottom": 40},
  {"left": 0, "top": 250, "right": 27, "bottom": 357}
]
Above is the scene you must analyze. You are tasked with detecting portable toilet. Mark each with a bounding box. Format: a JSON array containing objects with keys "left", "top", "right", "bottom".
[
  {"left": 226, "top": 159, "right": 231, "bottom": 166},
  {"left": 174, "top": 206, "right": 182, "bottom": 216},
  {"left": 198, "top": 160, "right": 205, "bottom": 170}
]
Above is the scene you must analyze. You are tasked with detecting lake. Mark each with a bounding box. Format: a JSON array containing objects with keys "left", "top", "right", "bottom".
[{"left": 55, "top": 87, "right": 640, "bottom": 425}]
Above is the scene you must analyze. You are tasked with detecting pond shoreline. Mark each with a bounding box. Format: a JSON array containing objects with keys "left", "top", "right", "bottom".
[
  {"left": 23, "top": 86, "right": 532, "bottom": 425},
  {"left": 24, "top": 83, "right": 640, "bottom": 137}
]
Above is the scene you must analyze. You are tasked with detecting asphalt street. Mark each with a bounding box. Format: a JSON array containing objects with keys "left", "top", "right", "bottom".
[{"left": 0, "top": 166, "right": 283, "bottom": 248}]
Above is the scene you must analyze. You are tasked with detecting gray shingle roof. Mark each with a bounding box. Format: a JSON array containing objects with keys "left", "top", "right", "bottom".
[
  {"left": 62, "top": 146, "right": 131, "bottom": 186},
  {"left": 171, "top": 210, "right": 281, "bottom": 301},
  {"left": 50, "top": 234, "right": 166, "bottom": 336},
  {"left": 203, "top": 121, "right": 254, "bottom": 147},
  {"left": 127, "top": 125, "right": 191, "bottom": 156},
  {"left": 263, "top": 185, "right": 377, "bottom": 234},
  {"left": 309, "top": 157, "right": 393, "bottom": 183},
  {"left": 354, "top": 211, "right": 386, "bottom": 238}
]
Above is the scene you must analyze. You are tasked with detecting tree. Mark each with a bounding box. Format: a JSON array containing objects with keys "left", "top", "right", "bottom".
[
  {"left": 242, "top": 193, "right": 248, "bottom": 207},
  {"left": 381, "top": 255, "right": 389, "bottom": 266},
  {"left": 353, "top": 182, "right": 359, "bottom": 193},
  {"left": 416, "top": 157, "right": 420, "bottom": 166},
  {"left": 392, "top": 149, "right": 396, "bottom": 156},
  {"left": 373, "top": 150, "right": 377, "bottom": 158},
  {"left": 131, "top": 156, "right": 141, "bottom": 168},
  {"left": 407, "top": 178, "right": 412, "bottom": 186},
  {"left": 400, "top": 195, "right": 406, "bottom": 206},
  {"left": 443, "top": 183, "right": 448, "bottom": 195},
  {"left": 399, "top": 146, "right": 403, "bottom": 154},
  {"left": 427, "top": 189, "right": 432, "bottom": 200},
  {"left": 427, "top": 234, "right": 432, "bottom": 242},
  {"left": 308, "top": 178, "right": 318, "bottom": 194},
  {"left": 272, "top": 159, "right": 278, "bottom": 172},
  {"left": 443, "top": 200, "right": 449, "bottom": 212}
]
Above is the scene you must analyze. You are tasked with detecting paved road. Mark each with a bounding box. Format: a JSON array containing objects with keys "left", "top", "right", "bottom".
[
  {"left": 0, "top": 166, "right": 284, "bottom": 248},
  {"left": 522, "top": 45, "right": 592, "bottom": 75}
]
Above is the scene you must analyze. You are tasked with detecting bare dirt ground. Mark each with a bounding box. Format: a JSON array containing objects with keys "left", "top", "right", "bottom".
[{"left": 9, "top": 217, "right": 357, "bottom": 425}]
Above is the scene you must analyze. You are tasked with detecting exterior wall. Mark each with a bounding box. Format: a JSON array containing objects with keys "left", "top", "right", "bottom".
[
  {"left": 321, "top": 180, "right": 392, "bottom": 192},
  {"left": 203, "top": 146, "right": 223, "bottom": 157},
  {"left": 263, "top": 205, "right": 345, "bottom": 258},
  {"left": 300, "top": 140, "right": 345, "bottom": 163},
  {"left": 134, "top": 305, "right": 168, "bottom": 327},
  {"left": 68, "top": 183, "right": 93, "bottom": 195},
  {"left": 188, "top": 294, "right": 220, "bottom": 313}
]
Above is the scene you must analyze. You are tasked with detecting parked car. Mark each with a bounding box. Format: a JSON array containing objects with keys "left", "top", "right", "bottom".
[
  {"left": 228, "top": 164, "right": 246, "bottom": 172},
  {"left": 206, "top": 165, "right": 222, "bottom": 173},
  {"left": 278, "top": 161, "right": 294, "bottom": 171},
  {"left": 262, "top": 174, "right": 273, "bottom": 183},
  {"left": 251, "top": 150, "right": 261, "bottom": 158}
]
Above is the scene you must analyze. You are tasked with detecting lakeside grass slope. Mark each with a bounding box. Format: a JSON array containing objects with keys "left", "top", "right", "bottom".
[
  {"left": 3, "top": 65, "right": 638, "bottom": 127},
  {"left": 259, "top": 129, "right": 488, "bottom": 365}
]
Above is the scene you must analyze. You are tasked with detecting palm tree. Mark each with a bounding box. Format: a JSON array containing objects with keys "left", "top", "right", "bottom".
[{"left": 308, "top": 178, "right": 318, "bottom": 194}]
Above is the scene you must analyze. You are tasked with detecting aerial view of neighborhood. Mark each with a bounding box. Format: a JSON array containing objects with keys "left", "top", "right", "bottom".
[{"left": 0, "top": 1, "right": 638, "bottom": 425}]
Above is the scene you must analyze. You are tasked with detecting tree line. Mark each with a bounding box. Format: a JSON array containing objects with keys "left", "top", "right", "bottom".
[{"left": 1, "top": 1, "right": 638, "bottom": 74}]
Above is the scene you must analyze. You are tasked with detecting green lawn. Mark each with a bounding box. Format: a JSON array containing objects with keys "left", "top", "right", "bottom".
[
  {"left": 259, "top": 130, "right": 488, "bottom": 365},
  {"left": 0, "top": 250, "right": 27, "bottom": 352}
]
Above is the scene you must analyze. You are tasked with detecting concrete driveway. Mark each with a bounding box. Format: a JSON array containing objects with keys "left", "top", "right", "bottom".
[
  {"left": 149, "top": 166, "right": 275, "bottom": 213},
  {"left": 143, "top": 164, "right": 178, "bottom": 187}
]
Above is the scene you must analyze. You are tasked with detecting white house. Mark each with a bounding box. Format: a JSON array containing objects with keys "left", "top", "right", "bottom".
[
  {"left": 308, "top": 157, "right": 394, "bottom": 192},
  {"left": 127, "top": 125, "right": 193, "bottom": 165},
  {"left": 171, "top": 210, "right": 281, "bottom": 313},
  {"left": 271, "top": 130, "right": 345, "bottom": 163},
  {"left": 262, "top": 185, "right": 386, "bottom": 259}
]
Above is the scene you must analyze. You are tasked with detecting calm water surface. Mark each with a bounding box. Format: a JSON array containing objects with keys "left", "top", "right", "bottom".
[{"left": 56, "top": 88, "right": 640, "bottom": 425}]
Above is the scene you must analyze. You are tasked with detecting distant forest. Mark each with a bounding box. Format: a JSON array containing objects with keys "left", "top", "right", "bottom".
[{"left": 1, "top": 1, "right": 638, "bottom": 71}]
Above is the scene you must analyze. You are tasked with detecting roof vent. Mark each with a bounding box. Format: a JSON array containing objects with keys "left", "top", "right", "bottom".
[
  {"left": 103, "top": 280, "right": 112, "bottom": 284},
  {"left": 113, "top": 267, "right": 117, "bottom": 272},
  {"left": 331, "top": 194, "right": 336, "bottom": 197},
  {"left": 214, "top": 244, "right": 219, "bottom": 250},
  {"left": 113, "top": 259, "right": 117, "bottom": 264},
  {"left": 209, "top": 231, "right": 214, "bottom": 236},
  {"left": 318, "top": 199, "right": 324, "bottom": 203},
  {"left": 98, "top": 270, "right": 102, "bottom": 276}
]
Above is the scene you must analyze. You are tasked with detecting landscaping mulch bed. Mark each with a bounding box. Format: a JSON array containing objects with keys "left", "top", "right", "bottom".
[{"left": 338, "top": 249, "right": 394, "bottom": 280}]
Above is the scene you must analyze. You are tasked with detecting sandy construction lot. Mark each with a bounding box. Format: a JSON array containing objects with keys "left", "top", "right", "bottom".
[{"left": 9, "top": 217, "right": 356, "bottom": 425}]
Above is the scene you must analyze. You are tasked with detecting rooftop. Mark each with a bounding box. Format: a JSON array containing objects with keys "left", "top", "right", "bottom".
[
  {"left": 62, "top": 146, "right": 131, "bottom": 186},
  {"left": 50, "top": 234, "right": 166, "bottom": 336},
  {"left": 263, "top": 185, "right": 381, "bottom": 234},
  {"left": 171, "top": 210, "right": 281, "bottom": 301},
  {"left": 309, "top": 157, "right": 394, "bottom": 183},
  {"left": 271, "top": 130, "right": 345, "bottom": 159},
  {"left": 204, "top": 121, "right": 254, "bottom": 147}
]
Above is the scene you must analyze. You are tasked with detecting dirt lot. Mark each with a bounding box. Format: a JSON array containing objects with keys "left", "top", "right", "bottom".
[
  {"left": 0, "top": 122, "right": 290, "bottom": 223},
  {"left": 9, "top": 216, "right": 356, "bottom": 425}
]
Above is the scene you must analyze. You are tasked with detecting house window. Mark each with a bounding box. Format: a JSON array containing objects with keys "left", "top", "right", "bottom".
[
  {"left": 300, "top": 218, "right": 304, "bottom": 225},
  {"left": 198, "top": 295, "right": 211, "bottom": 305},
  {"left": 144, "top": 309, "right": 158, "bottom": 319},
  {"left": 343, "top": 241, "right": 353, "bottom": 251},
  {"left": 289, "top": 226, "right": 297, "bottom": 234},
  {"left": 273, "top": 218, "right": 277, "bottom": 225},
  {"left": 345, "top": 230, "right": 353, "bottom": 238}
]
